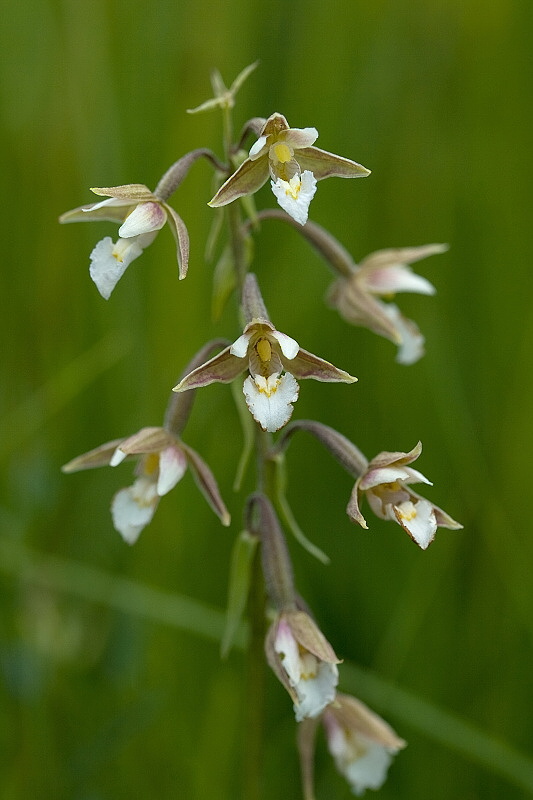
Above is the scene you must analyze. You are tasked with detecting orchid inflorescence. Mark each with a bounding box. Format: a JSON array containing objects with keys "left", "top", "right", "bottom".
[{"left": 61, "top": 63, "right": 461, "bottom": 797}]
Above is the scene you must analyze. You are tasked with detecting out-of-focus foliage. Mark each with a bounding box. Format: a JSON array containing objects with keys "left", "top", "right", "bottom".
[{"left": 1, "top": 0, "right": 533, "bottom": 797}]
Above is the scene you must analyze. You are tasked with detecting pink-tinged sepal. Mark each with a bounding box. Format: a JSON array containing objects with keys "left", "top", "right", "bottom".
[{"left": 118, "top": 202, "right": 167, "bottom": 238}]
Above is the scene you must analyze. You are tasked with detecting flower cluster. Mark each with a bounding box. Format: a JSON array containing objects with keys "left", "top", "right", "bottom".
[{"left": 60, "top": 64, "right": 462, "bottom": 799}]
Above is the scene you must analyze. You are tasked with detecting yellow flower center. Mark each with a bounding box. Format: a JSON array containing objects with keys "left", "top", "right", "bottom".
[
  {"left": 254, "top": 374, "right": 281, "bottom": 397},
  {"left": 256, "top": 337, "right": 272, "bottom": 363},
  {"left": 143, "top": 453, "right": 160, "bottom": 476},
  {"left": 285, "top": 176, "right": 302, "bottom": 200},
  {"left": 272, "top": 142, "right": 293, "bottom": 163},
  {"left": 397, "top": 501, "right": 417, "bottom": 522}
]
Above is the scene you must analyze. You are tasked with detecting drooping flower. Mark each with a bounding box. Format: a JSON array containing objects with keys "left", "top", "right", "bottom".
[
  {"left": 322, "top": 693, "right": 406, "bottom": 796},
  {"left": 174, "top": 316, "right": 356, "bottom": 433},
  {"left": 209, "top": 113, "right": 370, "bottom": 225},
  {"left": 62, "top": 426, "right": 230, "bottom": 544},
  {"left": 327, "top": 244, "right": 447, "bottom": 364},
  {"left": 265, "top": 610, "right": 340, "bottom": 722},
  {"left": 347, "top": 441, "right": 462, "bottom": 549},
  {"left": 60, "top": 183, "right": 189, "bottom": 299}
]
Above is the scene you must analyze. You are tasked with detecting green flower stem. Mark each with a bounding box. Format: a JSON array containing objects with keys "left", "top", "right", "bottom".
[{"left": 243, "top": 544, "right": 266, "bottom": 800}]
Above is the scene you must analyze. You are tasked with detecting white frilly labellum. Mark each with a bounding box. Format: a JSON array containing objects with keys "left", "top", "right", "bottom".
[
  {"left": 326, "top": 720, "right": 395, "bottom": 796},
  {"left": 111, "top": 477, "right": 159, "bottom": 545},
  {"left": 271, "top": 170, "right": 317, "bottom": 225},
  {"left": 243, "top": 373, "right": 299, "bottom": 432},
  {"left": 273, "top": 619, "right": 338, "bottom": 722}
]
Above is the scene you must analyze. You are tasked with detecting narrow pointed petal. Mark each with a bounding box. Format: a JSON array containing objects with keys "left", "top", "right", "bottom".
[
  {"left": 285, "top": 610, "right": 340, "bottom": 663},
  {"left": 346, "top": 482, "right": 369, "bottom": 529},
  {"left": 360, "top": 244, "right": 448, "bottom": 271},
  {"left": 243, "top": 373, "right": 299, "bottom": 432},
  {"left": 360, "top": 465, "right": 424, "bottom": 490},
  {"left": 209, "top": 157, "right": 270, "bottom": 207},
  {"left": 366, "top": 442, "right": 423, "bottom": 471},
  {"left": 118, "top": 202, "right": 167, "bottom": 238},
  {"left": 174, "top": 347, "right": 245, "bottom": 391},
  {"left": 90, "top": 184, "right": 155, "bottom": 201},
  {"left": 164, "top": 203, "right": 190, "bottom": 279},
  {"left": 297, "top": 146, "right": 371, "bottom": 180},
  {"left": 61, "top": 439, "right": 125, "bottom": 472},
  {"left": 181, "top": 443, "right": 231, "bottom": 525},
  {"left": 362, "top": 265, "right": 436, "bottom": 296},
  {"left": 271, "top": 171, "right": 317, "bottom": 226},
  {"left": 112, "top": 427, "right": 175, "bottom": 459},
  {"left": 328, "top": 278, "right": 403, "bottom": 344},
  {"left": 111, "top": 479, "right": 158, "bottom": 544},
  {"left": 157, "top": 445, "right": 187, "bottom": 496},
  {"left": 288, "top": 349, "right": 357, "bottom": 383},
  {"left": 229, "top": 60, "right": 260, "bottom": 95},
  {"left": 59, "top": 202, "right": 130, "bottom": 224}
]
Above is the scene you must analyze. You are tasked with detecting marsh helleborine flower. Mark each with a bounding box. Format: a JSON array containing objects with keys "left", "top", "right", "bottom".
[
  {"left": 174, "top": 318, "right": 356, "bottom": 433},
  {"left": 265, "top": 610, "right": 340, "bottom": 722},
  {"left": 327, "top": 244, "right": 447, "bottom": 364},
  {"left": 62, "top": 426, "right": 229, "bottom": 544},
  {"left": 348, "top": 442, "right": 462, "bottom": 549},
  {"left": 60, "top": 183, "right": 189, "bottom": 299},
  {"left": 322, "top": 693, "right": 406, "bottom": 796},
  {"left": 209, "top": 113, "right": 370, "bottom": 225}
]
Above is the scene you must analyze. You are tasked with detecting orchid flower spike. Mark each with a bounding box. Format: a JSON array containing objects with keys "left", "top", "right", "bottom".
[
  {"left": 173, "top": 274, "right": 356, "bottom": 433},
  {"left": 327, "top": 244, "right": 448, "bottom": 364},
  {"left": 348, "top": 441, "right": 462, "bottom": 549},
  {"left": 62, "top": 426, "right": 230, "bottom": 544},
  {"left": 322, "top": 693, "right": 406, "bottom": 796},
  {"left": 265, "top": 609, "right": 341, "bottom": 722},
  {"left": 209, "top": 113, "right": 370, "bottom": 226}
]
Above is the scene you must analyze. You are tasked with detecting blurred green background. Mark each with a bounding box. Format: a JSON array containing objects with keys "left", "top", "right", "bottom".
[{"left": 1, "top": 0, "right": 533, "bottom": 797}]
